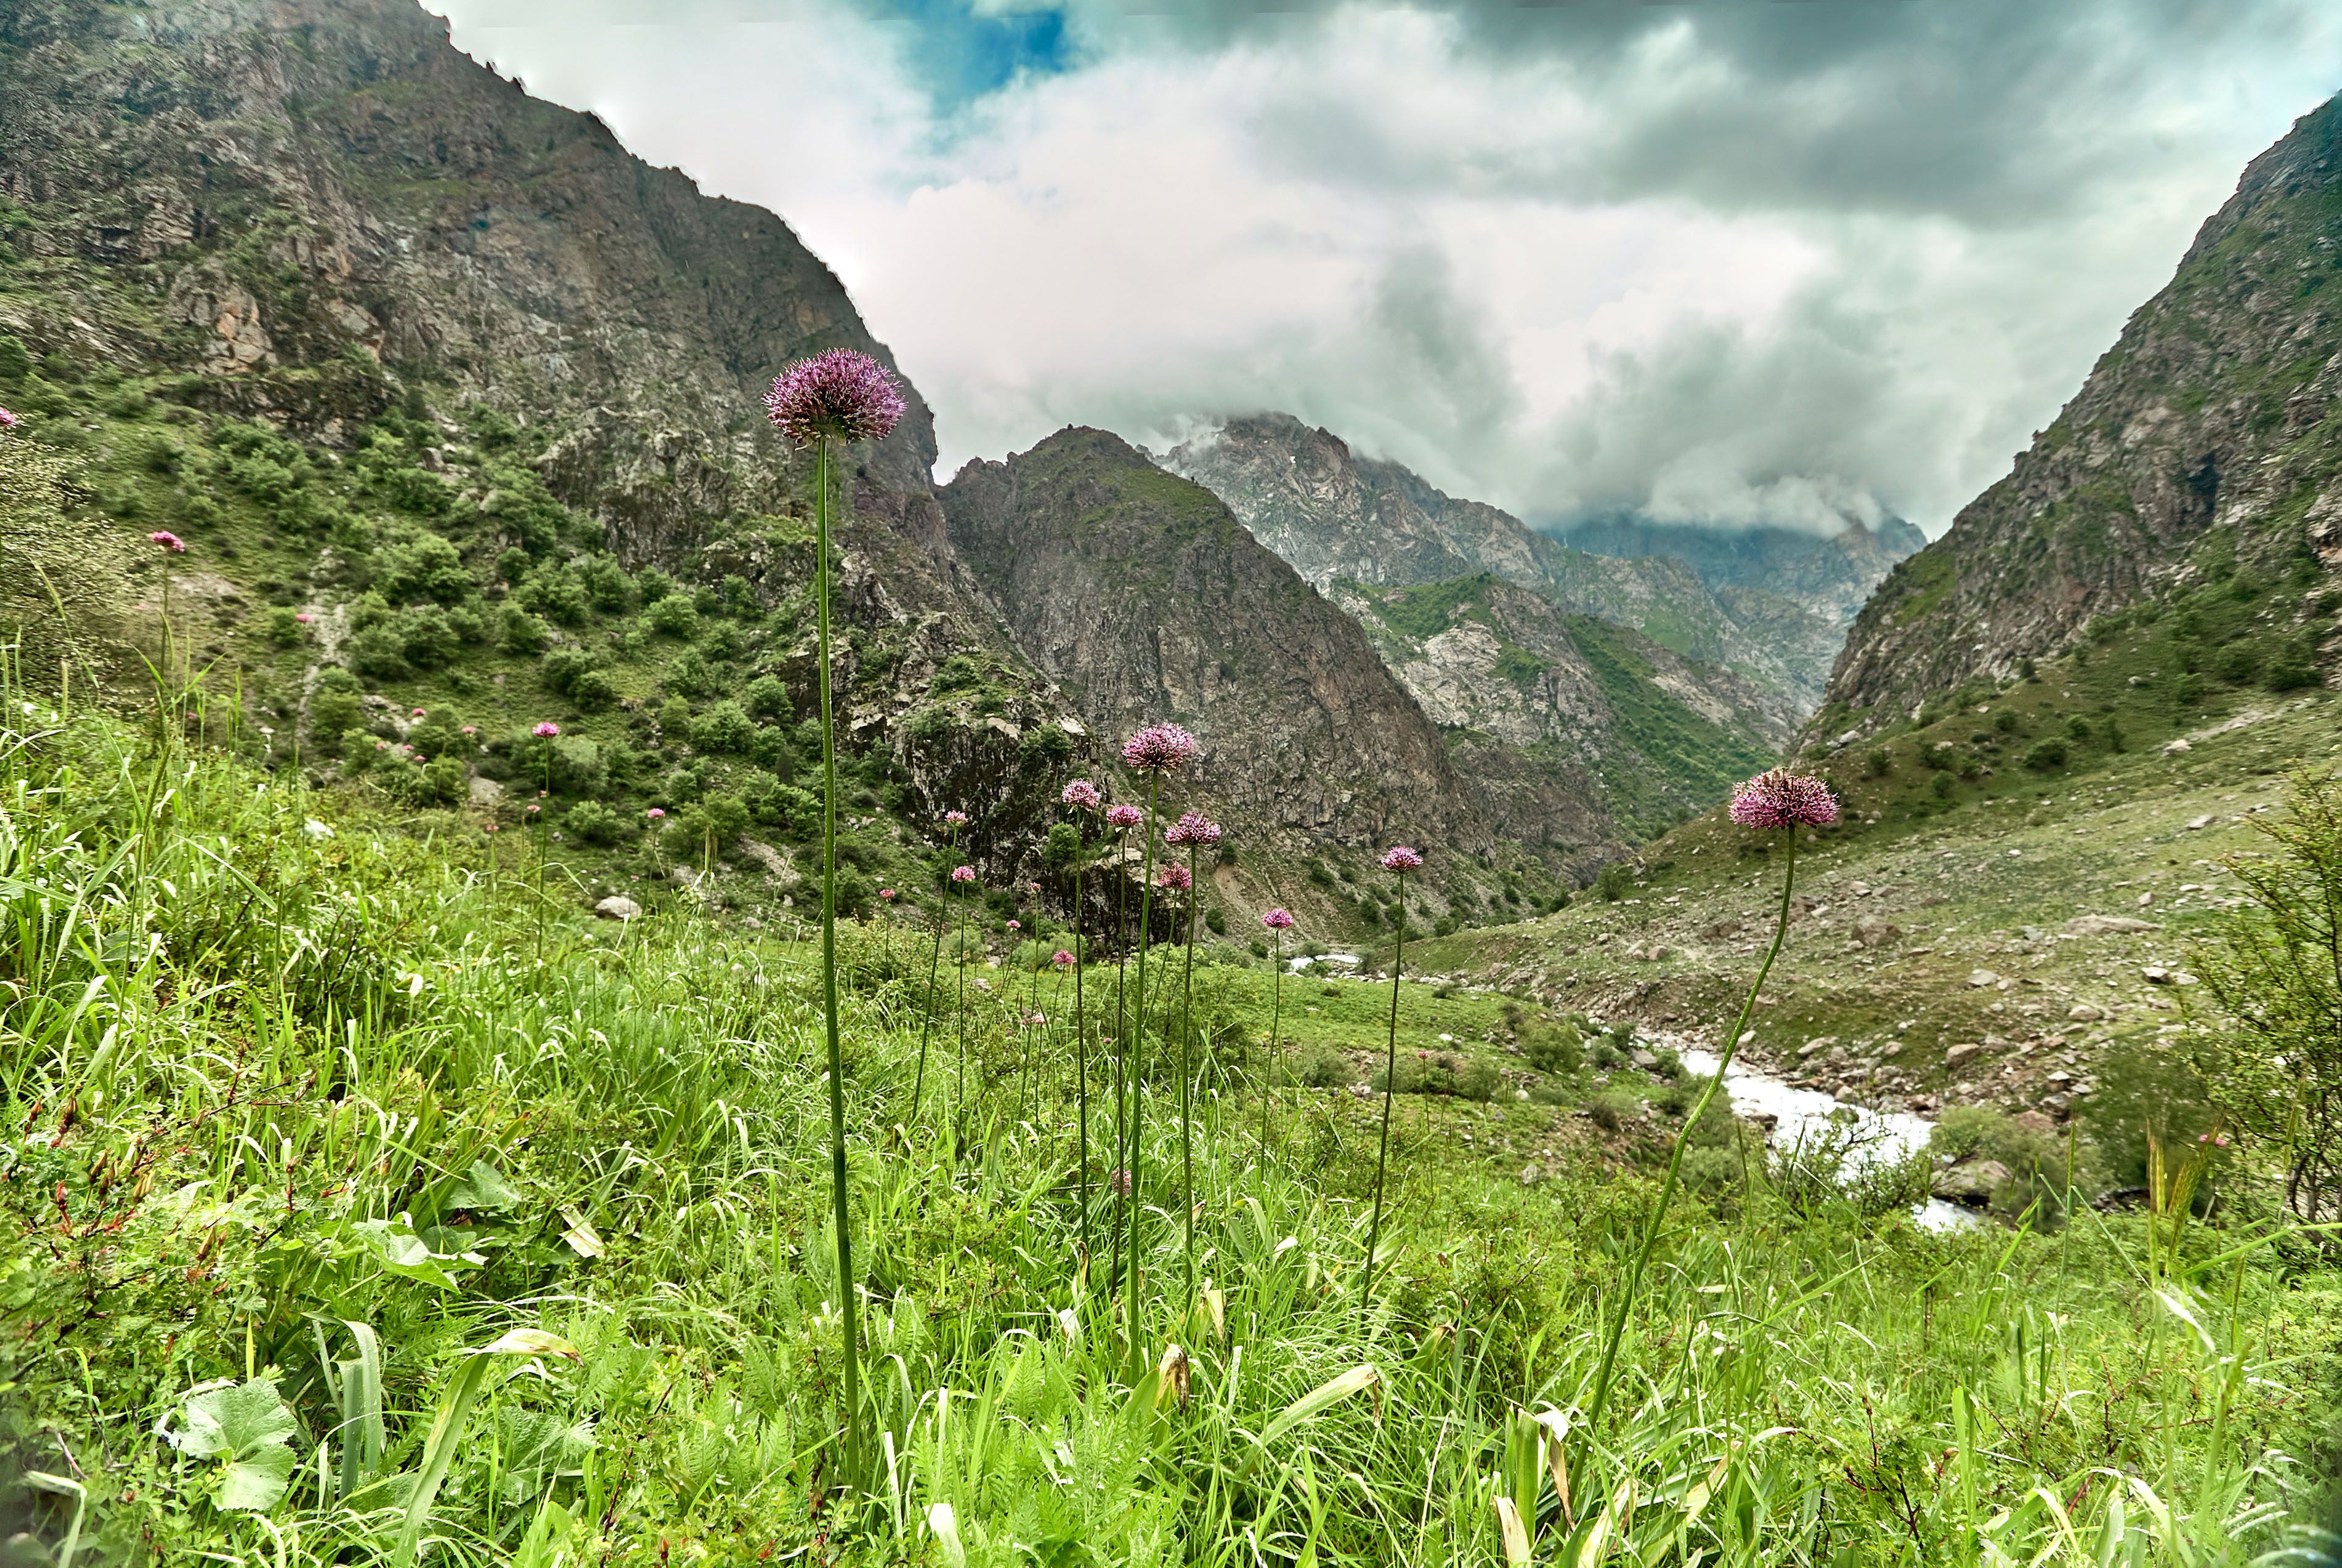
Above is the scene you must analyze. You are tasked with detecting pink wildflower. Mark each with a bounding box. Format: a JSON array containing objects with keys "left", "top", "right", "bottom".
[
  {"left": 1380, "top": 846, "right": 1424, "bottom": 873},
  {"left": 647, "top": 807, "right": 666, "bottom": 820},
  {"left": 461, "top": 725, "right": 476, "bottom": 735},
  {"left": 1122, "top": 723, "right": 1198, "bottom": 773},
  {"left": 763, "top": 348, "right": 906, "bottom": 447},
  {"left": 1159, "top": 862, "right": 1193, "bottom": 892},
  {"left": 1262, "top": 908, "right": 1294, "bottom": 931},
  {"left": 294, "top": 612, "right": 314, "bottom": 624},
  {"left": 1061, "top": 779, "right": 1102, "bottom": 810},
  {"left": 148, "top": 530, "right": 185, "bottom": 554},
  {"left": 1108, "top": 1167, "right": 1133, "bottom": 1198},
  {"left": 1165, "top": 810, "right": 1222, "bottom": 847},
  {"left": 533, "top": 721, "right": 561, "bottom": 738},
  {"left": 1727, "top": 769, "right": 1839, "bottom": 830},
  {"left": 525, "top": 803, "right": 541, "bottom": 815},
  {"left": 1007, "top": 919, "right": 1021, "bottom": 932},
  {"left": 952, "top": 865, "right": 976, "bottom": 884},
  {"left": 945, "top": 810, "right": 969, "bottom": 826},
  {"left": 411, "top": 706, "right": 427, "bottom": 718},
  {"left": 0, "top": 408, "right": 17, "bottom": 429},
  {"left": 1053, "top": 949, "right": 1074, "bottom": 967},
  {"left": 880, "top": 887, "right": 897, "bottom": 900},
  {"left": 1106, "top": 804, "right": 1143, "bottom": 830}
]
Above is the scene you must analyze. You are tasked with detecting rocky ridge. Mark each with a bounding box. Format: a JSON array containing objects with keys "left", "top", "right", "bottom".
[{"left": 1819, "top": 95, "right": 2342, "bottom": 733}]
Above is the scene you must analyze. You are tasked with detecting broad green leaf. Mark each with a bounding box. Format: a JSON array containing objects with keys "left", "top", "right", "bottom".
[
  {"left": 447, "top": 1158, "right": 521, "bottom": 1213},
  {"left": 219, "top": 1444, "right": 297, "bottom": 1512},
  {"left": 181, "top": 1376, "right": 297, "bottom": 1461},
  {"left": 351, "top": 1217, "right": 471, "bottom": 1288}
]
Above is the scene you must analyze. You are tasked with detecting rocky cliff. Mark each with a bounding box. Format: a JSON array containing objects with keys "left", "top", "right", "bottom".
[
  {"left": 1820, "top": 95, "right": 2342, "bottom": 731},
  {"left": 1333, "top": 574, "right": 1788, "bottom": 840},
  {"left": 1156, "top": 411, "right": 1842, "bottom": 706},
  {"left": 938, "top": 428, "right": 1619, "bottom": 877}
]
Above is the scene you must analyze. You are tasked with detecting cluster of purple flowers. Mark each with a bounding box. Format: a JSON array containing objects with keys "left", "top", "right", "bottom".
[
  {"left": 763, "top": 348, "right": 907, "bottom": 447},
  {"left": 1728, "top": 769, "right": 1840, "bottom": 830}
]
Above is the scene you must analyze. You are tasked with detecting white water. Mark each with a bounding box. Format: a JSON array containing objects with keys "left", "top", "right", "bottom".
[
  {"left": 1291, "top": 952, "right": 1361, "bottom": 972},
  {"left": 1679, "top": 1047, "right": 1981, "bottom": 1233}
]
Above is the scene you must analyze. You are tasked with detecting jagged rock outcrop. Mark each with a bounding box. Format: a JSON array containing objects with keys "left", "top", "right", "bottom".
[
  {"left": 1820, "top": 95, "right": 2342, "bottom": 729},
  {"left": 1156, "top": 411, "right": 1841, "bottom": 706},
  {"left": 939, "top": 428, "right": 1619, "bottom": 875}
]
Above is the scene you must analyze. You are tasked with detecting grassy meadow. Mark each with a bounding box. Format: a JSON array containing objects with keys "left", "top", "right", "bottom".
[{"left": 5, "top": 682, "right": 2342, "bottom": 1567}]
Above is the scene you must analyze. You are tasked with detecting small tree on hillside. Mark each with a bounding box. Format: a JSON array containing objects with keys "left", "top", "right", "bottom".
[{"left": 2193, "top": 767, "right": 2342, "bottom": 1236}]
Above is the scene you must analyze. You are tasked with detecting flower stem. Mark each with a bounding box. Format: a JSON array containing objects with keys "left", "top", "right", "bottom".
[
  {"left": 1583, "top": 826, "right": 1799, "bottom": 1437},
  {"left": 812, "top": 433, "right": 861, "bottom": 1482},
  {"left": 1126, "top": 774, "right": 1161, "bottom": 1366},
  {"left": 912, "top": 823, "right": 958, "bottom": 1121},
  {"left": 1263, "top": 930, "right": 1282, "bottom": 1153},
  {"left": 1072, "top": 820, "right": 1090, "bottom": 1278},
  {"left": 1178, "top": 841, "right": 1201, "bottom": 1315},
  {"left": 1362, "top": 867, "right": 1406, "bottom": 1322},
  {"left": 1108, "top": 826, "right": 1132, "bottom": 1303}
]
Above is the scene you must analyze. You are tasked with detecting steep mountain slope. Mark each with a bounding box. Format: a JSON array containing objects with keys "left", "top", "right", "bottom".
[
  {"left": 1332, "top": 574, "right": 1788, "bottom": 839},
  {"left": 1820, "top": 95, "right": 2342, "bottom": 733},
  {"left": 938, "top": 428, "right": 1619, "bottom": 878},
  {"left": 0, "top": 0, "right": 1091, "bottom": 885},
  {"left": 1156, "top": 412, "right": 1841, "bottom": 706},
  {"left": 1555, "top": 511, "right": 1925, "bottom": 628}
]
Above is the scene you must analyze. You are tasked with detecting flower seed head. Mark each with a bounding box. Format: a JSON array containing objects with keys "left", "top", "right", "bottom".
[
  {"left": 1121, "top": 723, "right": 1198, "bottom": 773},
  {"left": 1727, "top": 769, "right": 1839, "bottom": 830},
  {"left": 763, "top": 348, "right": 906, "bottom": 447}
]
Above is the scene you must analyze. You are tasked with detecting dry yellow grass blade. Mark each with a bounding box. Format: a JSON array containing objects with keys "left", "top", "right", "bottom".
[{"left": 1493, "top": 1495, "right": 1532, "bottom": 1566}]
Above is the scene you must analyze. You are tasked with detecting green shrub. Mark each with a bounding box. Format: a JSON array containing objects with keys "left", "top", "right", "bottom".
[
  {"left": 1521, "top": 1020, "right": 1582, "bottom": 1075},
  {"left": 646, "top": 594, "right": 699, "bottom": 638},
  {"left": 517, "top": 565, "right": 588, "bottom": 626},
  {"left": 2065, "top": 715, "right": 2092, "bottom": 742},
  {"left": 2022, "top": 738, "right": 2068, "bottom": 770},
  {"left": 1595, "top": 862, "right": 1634, "bottom": 902},
  {"left": 2215, "top": 641, "right": 2262, "bottom": 685},
  {"left": 1992, "top": 708, "right": 2019, "bottom": 733},
  {"left": 1863, "top": 746, "right": 1891, "bottom": 778},
  {"left": 1931, "top": 772, "right": 1956, "bottom": 800},
  {"left": 667, "top": 649, "right": 716, "bottom": 699},
  {"left": 375, "top": 534, "right": 473, "bottom": 604},
  {"left": 501, "top": 609, "right": 552, "bottom": 654},
  {"left": 1586, "top": 1089, "right": 1642, "bottom": 1132},
  {"left": 689, "top": 700, "right": 756, "bottom": 755},
  {"left": 396, "top": 607, "right": 463, "bottom": 668},
  {"left": 261, "top": 607, "right": 305, "bottom": 647},
  {"left": 565, "top": 799, "right": 630, "bottom": 847},
  {"left": 347, "top": 626, "right": 409, "bottom": 679},
  {"left": 745, "top": 674, "right": 793, "bottom": 721}
]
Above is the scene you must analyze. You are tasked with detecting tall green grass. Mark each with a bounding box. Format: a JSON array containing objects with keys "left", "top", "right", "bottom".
[{"left": 2, "top": 698, "right": 2338, "bottom": 1565}]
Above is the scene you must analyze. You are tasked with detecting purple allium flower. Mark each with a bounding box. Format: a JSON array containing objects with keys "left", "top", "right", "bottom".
[
  {"left": 533, "top": 721, "right": 561, "bottom": 738},
  {"left": 647, "top": 807, "right": 666, "bottom": 820},
  {"left": 945, "top": 810, "right": 970, "bottom": 826},
  {"left": 461, "top": 725, "right": 476, "bottom": 735},
  {"left": 1121, "top": 724, "right": 1198, "bottom": 773},
  {"left": 880, "top": 887, "right": 897, "bottom": 900},
  {"left": 952, "top": 865, "right": 976, "bottom": 883},
  {"left": 1007, "top": 919, "right": 1021, "bottom": 932},
  {"left": 1164, "top": 810, "right": 1222, "bottom": 847},
  {"left": 1159, "top": 862, "right": 1193, "bottom": 892},
  {"left": 1727, "top": 769, "right": 1840, "bottom": 830},
  {"left": 763, "top": 349, "right": 906, "bottom": 447},
  {"left": 1262, "top": 907, "right": 1294, "bottom": 931},
  {"left": 1380, "top": 846, "right": 1424, "bottom": 873},
  {"left": 294, "top": 612, "right": 314, "bottom": 624},
  {"left": 411, "top": 706, "right": 427, "bottom": 718},
  {"left": 1061, "top": 779, "right": 1103, "bottom": 810},
  {"left": 0, "top": 408, "right": 17, "bottom": 429},
  {"left": 1052, "top": 948, "right": 1074, "bottom": 967},
  {"left": 1106, "top": 805, "right": 1143, "bottom": 831},
  {"left": 148, "top": 530, "right": 186, "bottom": 554}
]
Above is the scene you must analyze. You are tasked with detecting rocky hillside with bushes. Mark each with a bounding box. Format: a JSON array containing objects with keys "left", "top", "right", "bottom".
[{"left": 1820, "top": 95, "right": 2342, "bottom": 733}]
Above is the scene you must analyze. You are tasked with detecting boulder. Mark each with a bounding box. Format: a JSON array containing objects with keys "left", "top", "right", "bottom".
[
  {"left": 1968, "top": 969, "right": 2001, "bottom": 988},
  {"left": 2011, "top": 1110, "right": 2057, "bottom": 1134},
  {"left": 1943, "top": 1042, "right": 1985, "bottom": 1070},
  {"left": 1932, "top": 1158, "right": 2011, "bottom": 1206},
  {"left": 1852, "top": 917, "right": 1901, "bottom": 948},
  {"left": 593, "top": 895, "right": 642, "bottom": 921},
  {"left": 2163, "top": 739, "right": 2192, "bottom": 756}
]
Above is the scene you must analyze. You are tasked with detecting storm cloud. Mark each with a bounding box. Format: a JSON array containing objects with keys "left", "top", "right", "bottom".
[{"left": 440, "top": 0, "right": 2341, "bottom": 535}]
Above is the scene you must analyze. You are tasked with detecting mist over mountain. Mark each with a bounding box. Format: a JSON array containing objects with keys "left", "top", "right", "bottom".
[{"left": 1552, "top": 512, "right": 1926, "bottom": 628}]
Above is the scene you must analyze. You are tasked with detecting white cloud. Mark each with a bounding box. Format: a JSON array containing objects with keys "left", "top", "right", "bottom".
[{"left": 438, "top": 0, "right": 2342, "bottom": 535}]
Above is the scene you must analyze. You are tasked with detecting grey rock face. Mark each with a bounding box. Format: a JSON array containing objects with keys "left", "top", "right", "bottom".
[{"left": 1821, "top": 96, "right": 2342, "bottom": 728}]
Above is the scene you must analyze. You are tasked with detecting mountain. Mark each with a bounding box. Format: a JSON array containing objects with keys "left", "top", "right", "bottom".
[
  {"left": 1553, "top": 512, "right": 1926, "bottom": 628},
  {"left": 938, "top": 428, "right": 1619, "bottom": 875},
  {"left": 1819, "top": 96, "right": 2342, "bottom": 732},
  {"left": 1330, "top": 574, "right": 1789, "bottom": 840},
  {"left": 1156, "top": 412, "right": 1843, "bottom": 706}
]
